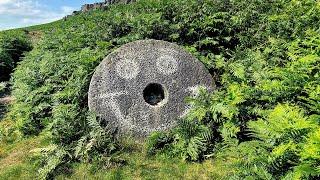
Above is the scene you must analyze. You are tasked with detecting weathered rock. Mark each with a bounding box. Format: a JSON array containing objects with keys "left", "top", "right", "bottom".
[
  {"left": 81, "top": 0, "right": 136, "bottom": 12},
  {"left": 81, "top": 4, "right": 93, "bottom": 12},
  {"left": 88, "top": 40, "right": 213, "bottom": 137}
]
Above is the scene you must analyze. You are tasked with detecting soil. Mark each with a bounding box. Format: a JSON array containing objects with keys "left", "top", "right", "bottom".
[{"left": 0, "top": 88, "right": 13, "bottom": 120}]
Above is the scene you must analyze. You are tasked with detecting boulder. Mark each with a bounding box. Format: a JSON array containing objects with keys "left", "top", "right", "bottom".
[
  {"left": 81, "top": 4, "right": 94, "bottom": 12},
  {"left": 88, "top": 40, "right": 213, "bottom": 137}
]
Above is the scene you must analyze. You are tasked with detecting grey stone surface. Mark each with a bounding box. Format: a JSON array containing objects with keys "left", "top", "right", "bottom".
[
  {"left": 81, "top": 0, "right": 136, "bottom": 12},
  {"left": 88, "top": 40, "right": 213, "bottom": 137}
]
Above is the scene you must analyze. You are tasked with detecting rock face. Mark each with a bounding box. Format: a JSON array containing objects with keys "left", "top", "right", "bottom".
[
  {"left": 81, "top": 0, "right": 136, "bottom": 12},
  {"left": 88, "top": 40, "right": 213, "bottom": 137},
  {"left": 81, "top": 3, "right": 104, "bottom": 12}
]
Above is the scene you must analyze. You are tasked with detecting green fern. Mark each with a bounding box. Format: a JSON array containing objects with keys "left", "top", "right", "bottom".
[
  {"left": 293, "top": 128, "right": 320, "bottom": 178},
  {"left": 74, "top": 112, "right": 119, "bottom": 168},
  {"left": 172, "top": 118, "right": 214, "bottom": 161},
  {"left": 248, "top": 104, "right": 316, "bottom": 145},
  {"left": 32, "top": 145, "right": 69, "bottom": 180},
  {"left": 146, "top": 131, "right": 173, "bottom": 155}
]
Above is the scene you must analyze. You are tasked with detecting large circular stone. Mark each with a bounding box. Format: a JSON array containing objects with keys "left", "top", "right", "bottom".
[{"left": 88, "top": 40, "right": 213, "bottom": 137}]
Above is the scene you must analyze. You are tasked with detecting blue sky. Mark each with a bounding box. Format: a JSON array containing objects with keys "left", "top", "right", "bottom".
[{"left": 0, "top": 0, "right": 102, "bottom": 30}]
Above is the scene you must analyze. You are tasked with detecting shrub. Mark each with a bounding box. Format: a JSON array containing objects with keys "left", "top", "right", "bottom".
[
  {"left": 33, "top": 113, "right": 120, "bottom": 179},
  {"left": 147, "top": 131, "right": 173, "bottom": 156},
  {"left": 0, "top": 31, "right": 32, "bottom": 81},
  {"left": 147, "top": 118, "right": 215, "bottom": 161},
  {"left": 216, "top": 104, "right": 319, "bottom": 179},
  {"left": 146, "top": 0, "right": 320, "bottom": 178}
]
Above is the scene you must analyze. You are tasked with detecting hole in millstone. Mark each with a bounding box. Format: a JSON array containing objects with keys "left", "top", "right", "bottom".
[{"left": 143, "top": 83, "right": 165, "bottom": 106}]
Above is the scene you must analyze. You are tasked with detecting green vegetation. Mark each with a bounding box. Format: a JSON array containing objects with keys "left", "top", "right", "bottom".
[
  {"left": 0, "top": 0, "right": 319, "bottom": 179},
  {"left": 0, "top": 82, "right": 5, "bottom": 94},
  {"left": 0, "top": 133, "right": 229, "bottom": 179},
  {"left": 0, "top": 134, "right": 48, "bottom": 180},
  {"left": 0, "top": 31, "right": 32, "bottom": 81}
]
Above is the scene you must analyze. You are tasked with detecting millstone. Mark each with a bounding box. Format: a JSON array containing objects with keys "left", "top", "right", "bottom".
[{"left": 88, "top": 39, "right": 213, "bottom": 137}]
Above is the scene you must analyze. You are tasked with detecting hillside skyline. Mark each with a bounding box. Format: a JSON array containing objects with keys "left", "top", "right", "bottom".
[{"left": 0, "top": 0, "right": 102, "bottom": 30}]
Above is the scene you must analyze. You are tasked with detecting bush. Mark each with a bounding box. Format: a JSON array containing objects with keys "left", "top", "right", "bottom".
[
  {"left": 33, "top": 113, "right": 120, "bottom": 179},
  {"left": 8, "top": 0, "right": 320, "bottom": 178},
  {"left": 0, "top": 31, "right": 32, "bottom": 81},
  {"left": 145, "top": 0, "right": 320, "bottom": 179},
  {"left": 215, "top": 104, "right": 320, "bottom": 179}
]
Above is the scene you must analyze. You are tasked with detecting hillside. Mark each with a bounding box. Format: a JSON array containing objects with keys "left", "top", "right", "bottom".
[{"left": 1, "top": 0, "right": 320, "bottom": 179}]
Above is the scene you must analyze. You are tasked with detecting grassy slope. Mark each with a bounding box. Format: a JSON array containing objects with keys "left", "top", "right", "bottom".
[
  {"left": 0, "top": 135, "right": 230, "bottom": 179},
  {"left": 0, "top": 11, "right": 230, "bottom": 180},
  {"left": 0, "top": 135, "right": 48, "bottom": 179},
  {"left": 2, "top": 19, "right": 63, "bottom": 33}
]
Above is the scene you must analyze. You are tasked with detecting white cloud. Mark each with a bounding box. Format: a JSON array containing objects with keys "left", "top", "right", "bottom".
[
  {"left": 0, "top": 0, "right": 77, "bottom": 30},
  {"left": 0, "top": 0, "right": 41, "bottom": 15},
  {"left": 62, "top": 6, "right": 75, "bottom": 14},
  {"left": 0, "top": 0, "right": 11, "bottom": 5}
]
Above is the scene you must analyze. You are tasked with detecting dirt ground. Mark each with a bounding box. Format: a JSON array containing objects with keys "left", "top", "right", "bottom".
[{"left": 0, "top": 90, "right": 13, "bottom": 120}]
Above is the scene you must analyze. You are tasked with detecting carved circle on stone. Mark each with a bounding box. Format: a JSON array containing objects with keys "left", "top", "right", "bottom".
[
  {"left": 156, "top": 55, "right": 178, "bottom": 75},
  {"left": 88, "top": 39, "right": 213, "bottom": 137},
  {"left": 115, "top": 58, "right": 140, "bottom": 79}
]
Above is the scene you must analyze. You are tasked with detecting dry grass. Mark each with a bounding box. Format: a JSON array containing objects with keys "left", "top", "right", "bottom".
[
  {"left": 0, "top": 96, "right": 14, "bottom": 105},
  {"left": 26, "top": 30, "right": 44, "bottom": 44},
  {"left": 0, "top": 135, "right": 49, "bottom": 179}
]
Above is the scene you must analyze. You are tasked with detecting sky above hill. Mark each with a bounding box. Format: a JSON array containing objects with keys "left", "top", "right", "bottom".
[{"left": 0, "top": 0, "right": 100, "bottom": 30}]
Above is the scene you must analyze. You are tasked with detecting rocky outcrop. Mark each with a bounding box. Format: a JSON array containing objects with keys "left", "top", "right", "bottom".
[
  {"left": 64, "top": 0, "right": 135, "bottom": 21},
  {"left": 81, "top": 2, "right": 104, "bottom": 12},
  {"left": 81, "top": 0, "right": 136, "bottom": 12}
]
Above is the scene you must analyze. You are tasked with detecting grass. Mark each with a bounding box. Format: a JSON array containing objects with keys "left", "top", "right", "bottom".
[
  {"left": 57, "top": 145, "right": 231, "bottom": 180},
  {"left": 0, "top": 18, "right": 65, "bottom": 47},
  {"left": 0, "top": 134, "right": 49, "bottom": 179},
  {"left": 1, "top": 19, "right": 62, "bottom": 33},
  {"left": 57, "top": 158, "right": 227, "bottom": 180},
  {"left": 0, "top": 134, "right": 231, "bottom": 179}
]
